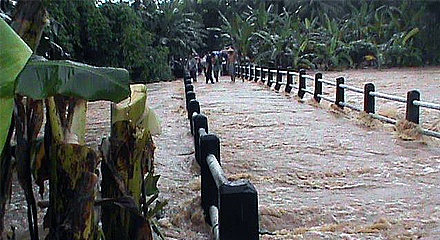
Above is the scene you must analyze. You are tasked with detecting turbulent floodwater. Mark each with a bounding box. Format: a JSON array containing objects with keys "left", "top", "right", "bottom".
[{"left": 5, "top": 67, "right": 440, "bottom": 239}]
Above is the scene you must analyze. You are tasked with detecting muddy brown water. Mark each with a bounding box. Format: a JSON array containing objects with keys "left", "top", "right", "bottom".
[{"left": 5, "top": 67, "right": 440, "bottom": 239}]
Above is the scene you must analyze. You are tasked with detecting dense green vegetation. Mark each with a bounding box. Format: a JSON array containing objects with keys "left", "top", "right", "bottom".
[{"left": 2, "top": 0, "right": 440, "bottom": 79}]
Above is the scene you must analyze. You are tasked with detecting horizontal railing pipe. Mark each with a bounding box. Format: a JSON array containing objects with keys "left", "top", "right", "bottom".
[
  {"left": 206, "top": 154, "right": 228, "bottom": 189},
  {"left": 319, "top": 78, "right": 337, "bottom": 86},
  {"left": 370, "top": 91, "right": 407, "bottom": 103},
  {"left": 340, "top": 84, "right": 364, "bottom": 94},
  {"left": 209, "top": 205, "right": 220, "bottom": 240},
  {"left": 413, "top": 100, "right": 440, "bottom": 110},
  {"left": 237, "top": 64, "right": 438, "bottom": 139}
]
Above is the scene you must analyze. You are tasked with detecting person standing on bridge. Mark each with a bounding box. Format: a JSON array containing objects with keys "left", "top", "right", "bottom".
[
  {"left": 226, "top": 47, "right": 236, "bottom": 82},
  {"left": 212, "top": 52, "right": 221, "bottom": 83},
  {"left": 205, "top": 52, "right": 214, "bottom": 84},
  {"left": 187, "top": 53, "right": 198, "bottom": 82}
]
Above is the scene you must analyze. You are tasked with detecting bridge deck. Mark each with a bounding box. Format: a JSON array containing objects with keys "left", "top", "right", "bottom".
[{"left": 148, "top": 75, "right": 440, "bottom": 239}]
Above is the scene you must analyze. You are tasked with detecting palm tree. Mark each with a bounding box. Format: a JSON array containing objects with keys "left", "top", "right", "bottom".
[{"left": 147, "top": 0, "right": 207, "bottom": 58}]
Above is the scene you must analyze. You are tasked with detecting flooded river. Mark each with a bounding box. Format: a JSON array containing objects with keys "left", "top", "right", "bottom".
[
  {"left": 149, "top": 67, "right": 439, "bottom": 239},
  {"left": 5, "top": 67, "right": 440, "bottom": 239}
]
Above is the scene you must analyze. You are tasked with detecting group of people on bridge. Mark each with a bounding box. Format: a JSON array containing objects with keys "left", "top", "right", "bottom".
[{"left": 186, "top": 46, "right": 237, "bottom": 84}]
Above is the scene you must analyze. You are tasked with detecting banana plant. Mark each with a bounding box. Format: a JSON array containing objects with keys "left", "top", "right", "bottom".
[
  {"left": 17, "top": 57, "right": 130, "bottom": 240},
  {"left": 0, "top": 17, "right": 32, "bottom": 240},
  {"left": 100, "top": 84, "right": 163, "bottom": 240},
  {"left": 1, "top": 14, "right": 131, "bottom": 239}
]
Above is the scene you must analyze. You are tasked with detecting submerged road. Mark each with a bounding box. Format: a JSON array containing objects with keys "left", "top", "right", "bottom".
[
  {"left": 6, "top": 68, "right": 439, "bottom": 239},
  {"left": 148, "top": 72, "right": 440, "bottom": 239}
]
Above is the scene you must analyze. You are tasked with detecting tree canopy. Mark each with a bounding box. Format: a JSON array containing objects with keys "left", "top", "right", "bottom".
[{"left": 3, "top": 0, "right": 439, "bottom": 81}]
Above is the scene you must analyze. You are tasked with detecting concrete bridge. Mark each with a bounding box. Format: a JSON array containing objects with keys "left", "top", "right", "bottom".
[{"left": 146, "top": 74, "right": 440, "bottom": 239}]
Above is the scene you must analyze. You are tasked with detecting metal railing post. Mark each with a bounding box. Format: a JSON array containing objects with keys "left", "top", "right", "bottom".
[
  {"left": 364, "top": 83, "right": 375, "bottom": 113},
  {"left": 406, "top": 90, "right": 420, "bottom": 124},
  {"left": 335, "top": 77, "right": 345, "bottom": 108},
  {"left": 313, "top": 73, "right": 322, "bottom": 102},
  {"left": 298, "top": 69, "right": 306, "bottom": 98}
]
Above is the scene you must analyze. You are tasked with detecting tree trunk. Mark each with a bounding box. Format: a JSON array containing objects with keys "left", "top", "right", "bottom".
[
  {"left": 0, "top": 118, "right": 15, "bottom": 240},
  {"left": 2, "top": 1, "right": 47, "bottom": 239},
  {"left": 100, "top": 120, "right": 154, "bottom": 240},
  {"left": 45, "top": 144, "right": 98, "bottom": 240}
]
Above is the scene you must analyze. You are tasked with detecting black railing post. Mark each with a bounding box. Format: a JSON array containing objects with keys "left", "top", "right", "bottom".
[
  {"left": 261, "top": 67, "right": 266, "bottom": 83},
  {"left": 254, "top": 66, "right": 259, "bottom": 82},
  {"left": 335, "top": 77, "right": 345, "bottom": 109},
  {"left": 199, "top": 134, "right": 221, "bottom": 214},
  {"left": 254, "top": 65, "right": 258, "bottom": 82},
  {"left": 184, "top": 77, "right": 192, "bottom": 86},
  {"left": 243, "top": 65, "right": 249, "bottom": 79},
  {"left": 285, "top": 71, "right": 293, "bottom": 93},
  {"left": 188, "top": 99, "right": 200, "bottom": 135},
  {"left": 406, "top": 90, "right": 420, "bottom": 124},
  {"left": 193, "top": 114, "right": 208, "bottom": 165},
  {"left": 235, "top": 64, "right": 239, "bottom": 77},
  {"left": 298, "top": 69, "right": 306, "bottom": 98},
  {"left": 313, "top": 73, "right": 322, "bottom": 102},
  {"left": 274, "top": 68, "right": 282, "bottom": 91},
  {"left": 219, "top": 180, "right": 259, "bottom": 240},
  {"left": 364, "top": 83, "right": 375, "bottom": 114},
  {"left": 267, "top": 68, "right": 273, "bottom": 87},
  {"left": 249, "top": 64, "right": 254, "bottom": 81},
  {"left": 185, "top": 84, "right": 194, "bottom": 94},
  {"left": 186, "top": 91, "right": 196, "bottom": 111}
]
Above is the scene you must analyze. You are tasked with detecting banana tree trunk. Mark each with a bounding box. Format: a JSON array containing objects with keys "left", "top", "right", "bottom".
[
  {"left": 6, "top": 1, "right": 47, "bottom": 239},
  {"left": 100, "top": 119, "right": 155, "bottom": 240},
  {"left": 0, "top": 119, "right": 14, "bottom": 240},
  {"left": 45, "top": 144, "right": 97, "bottom": 240},
  {"left": 44, "top": 97, "right": 100, "bottom": 240}
]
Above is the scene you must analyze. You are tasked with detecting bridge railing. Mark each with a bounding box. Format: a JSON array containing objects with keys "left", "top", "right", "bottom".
[
  {"left": 183, "top": 75, "right": 259, "bottom": 240},
  {"left": 235, "top": 64, "right": 440, "bottom": 139}
]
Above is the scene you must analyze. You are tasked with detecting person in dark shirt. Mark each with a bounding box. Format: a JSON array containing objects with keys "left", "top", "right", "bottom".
[{"left": 205, "top": 52, "right": 214, "bottom": 84}]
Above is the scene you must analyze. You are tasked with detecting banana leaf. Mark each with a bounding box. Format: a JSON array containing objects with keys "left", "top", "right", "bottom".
[
  {"left": 0, "top": 18, "right": 32, "bottom": 155},
  {"left": 15, "top": 59, "right": 130, "bottom": 103}
]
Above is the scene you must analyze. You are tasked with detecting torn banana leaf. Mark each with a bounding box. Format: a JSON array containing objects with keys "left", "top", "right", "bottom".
[{"left": 112, "top": 84, "right": 161, "bottom": 135}]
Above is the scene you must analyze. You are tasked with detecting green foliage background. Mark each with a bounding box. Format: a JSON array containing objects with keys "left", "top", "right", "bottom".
[{"left": 30, "top": 0, "right": 440, "bottom": 82}]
